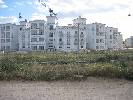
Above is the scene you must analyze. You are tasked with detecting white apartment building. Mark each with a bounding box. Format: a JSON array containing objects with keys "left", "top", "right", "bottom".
[
  {"left": 18, "top": 20, "right": 30, "bottom": 51},
  {"left": 105, "top": 27, "right": 123, "bottom": 50},
  {"left": 86, "top": 23, "right": 107, "bottom": 50},
  {"left": 0, "top": 16, "right": 123, "bottom": 52},
  {"left": 56, "top": 16, "right": 86, "bottom": 52},
  {"left": 125, "top": 36, "right": 133, "bottom": 48},
  {"left": 0, "top": 23, "right": 19, "bottom": 52}
]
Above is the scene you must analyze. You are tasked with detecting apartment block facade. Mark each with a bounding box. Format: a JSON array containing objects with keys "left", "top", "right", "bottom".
[{"left": 0, "top": 16, "right": 123, "bottom": 52}]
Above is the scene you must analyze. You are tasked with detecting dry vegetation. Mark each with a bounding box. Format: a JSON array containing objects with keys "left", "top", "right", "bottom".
[{"left": 0, "top": 50, "right": 133, "bottom": 81}]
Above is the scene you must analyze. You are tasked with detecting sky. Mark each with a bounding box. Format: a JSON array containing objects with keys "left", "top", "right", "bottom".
[{"left": 0, "top": 0, "right": 133, "bottom": 40}]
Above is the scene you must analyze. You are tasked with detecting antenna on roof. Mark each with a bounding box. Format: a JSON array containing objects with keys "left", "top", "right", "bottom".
[
  {"left": 38, "top": 0, "right": 58, "bottom": 18},
  {"left": 128, "top": 13, "right": 131, "bottom": 16},
  {"left": 19, "top": 12, "right": 22, "bottom": 19}
]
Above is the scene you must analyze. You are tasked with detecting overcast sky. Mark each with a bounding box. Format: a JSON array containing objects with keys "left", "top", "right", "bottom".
[{"left": 0, "top": 0, "right": 133, "bottom": 40}]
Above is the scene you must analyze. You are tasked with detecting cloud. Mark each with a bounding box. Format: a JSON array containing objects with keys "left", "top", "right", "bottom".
[
  {"left": 0, "top": 16, "right": 18, "bottom": 24},
  {"left": 31, "top": 13, "right": 47, "bottom": 21},
  {"left": 0, "top": 0, "right": 8, "bottom": 8},
  {"left": 0, "top": 0, "right": 4, "bottom": 4}
]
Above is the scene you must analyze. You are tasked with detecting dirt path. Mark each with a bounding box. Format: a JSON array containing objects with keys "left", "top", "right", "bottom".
[{"left": 0, "top": 77, "right": 133, "bottom": 100}]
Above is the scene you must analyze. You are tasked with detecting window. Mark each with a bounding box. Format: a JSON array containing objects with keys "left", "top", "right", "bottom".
[
  {"left": 67, "top": 47, "right": 70, "bottom": 48},
  {"left": 31, "top": 38, "right": 37, "bottom": 42},
  {"left": 6, "top": 39, "right": 10, "bottom": 43},
  {"left": 49, "top": 39, "right": 53, "bottom": 41},
  {"left": 81, "top": 39, "right": 84, "bottom": 41},
  {"left": 59, "top": 38, "right": 62, "bottom": 41},
  {"left": 67, "top": 38, "right": 70, "bottom": 45},
  {"left": 80, "top": 32, "right": 84, "bottom": 37},
  {"left": 74, "top": 39, "right": 78, "bottom": 45},
  {"left": 75, "top": 31, "right": 78, "bottom": 34},
  {"left": 96, "top": 46, "right": 99, "bottom": 49},
  {"left": 100, "top": 39, "right": 104, "bottom": 43},
  {"left": 100, "top": 46, "right": 104, "bottom": 49},
  {"left": 81, "top": 46, "right": 83, "bottom": 48},
  {"left": 39, "top": 38, "right": 44, "bottom": 42},
  {"left": 39, "top": 23, "right": 44, "bottom": 27},
  {"left": 6, "top": 46, "right": 10, "bottom": 50},
  {"left": 49, "top": 33, "right": 53, "bottom": 37},
  {"left": 31, "top": 30, "right": 37, "bottom": 35},
  {"left": 22, "top": 43, "right": 25, "bottom": 48},
  {"left": 39, "top": 46, "right": 44, "bottom": 50},
  {"left": 1, "top": 39, "right": 5, "bottom": 43},
  {"left": 39, "top": 30, "right": 44, "bottom": 35},
  {"left": 1, "top": 32, "right": 5, "bottom": 38},
  {"left": 110, "top": 35, "right": 112, "bottom": 39},
  {"left": 96, "top": 28, "right": 99, "bottom": 31},
  {"left": 59, "top": 31, "right": 63, "bottom": 37},
  {"left": 31, "top": 23, "right": 37, "bottom": 29},
  {"left": 1, "top": 46, "right": 5, "bottom": 50},
  {"left": 32, "top": 46, "right": 37, "bottom": 50},
  {"left": 67, "top": 32, "right": 70, "bottom": 37},
  {"left": 74, "top": 31, "right": 78, "bottom": 37},
  {"left": 96, "top": 39, "right": 99, "bottom": 43},
  {"left": 100, "top": 32, "right": 104, "bottom": 36},
  {"left": 59, "top": 46, "right": 62, "bottom": 48},
  {"left": 96, "top": 32, "right": 99, "bottom": 36},
  {"left": 49, "top": 45, "right": 53, "bottom": 47},
  {"left": 50, "top": 25, "right": 54, "bottom": 30},
  {"left": 6, "top": 32, "right": 10, "bottom": 38},
  {"left": 6, "top": 26, "right": 10, "bottom": 31},
  {"left": 1, "top": 26, "right": 5, "bottom": 31}
]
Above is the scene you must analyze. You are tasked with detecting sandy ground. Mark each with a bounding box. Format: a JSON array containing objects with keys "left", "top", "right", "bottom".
[{"left": 0, "top": 77, "right": 133, "bottom": 100}]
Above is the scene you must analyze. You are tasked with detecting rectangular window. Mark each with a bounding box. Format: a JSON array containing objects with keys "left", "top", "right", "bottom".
[
  {"left": 39, "top": 46, "right": 44, "bottom": 50},
  {"left": 1, "top": 39, "right": 5, "bottom": 43},
  {"left": 6, "top": 46, "right": 10, "bottom": 50},
  {"left": 39, "top": 38, "right": 44, "bottom": 42},
  {"left": 96, "top": 39, "right": 99, "bottom": 43},
  {"left": 100, "top": 46, "right": 104, "bottom": 49},
  {"left": 39, "top": 30, "right": 44, "bottom": 35},
  {"left": 67, "top": 38, "right": 70, "bottom": 45},
  {"left": 31, "top": 23, "right": 37, "bottom": 29},
  {"left": 49, "top": 39, "right": 53, "bottom": 41},
  {"left": 39, "top": 23, "right": 44, "bottom": 27},
  {"left": 31, "top": 38, "right": 37, "bottom": 42},
  {"left": 6, "top": 32, "right": 10, "bottom": 38},
  {"left": 96, "top": 46, "right": 99, "bottom": 49},
  {"left": 6, "top": 26, "right": 10, "bottom": 31},
  {"left": 22, "top": 43, "right": 25, "bottom": 48},
  {"left": 6, "top": 39, "right": 10, "bottom": 43},
  {"left": 1, "top": 46, "right": 5, "bottom": 50},
  {"left": 75, "top": 31, "right": 78, "bottom": 34},
  {"left": 74, "top": 39, "right": 78, "bottom": 45},
  {"left": 31, "top": 30, "right": 37, "bottom": 35},
  {"left": 49, "top": 33, "right": 53, "bottom": 37},
  {"left": 50, "top": 25, "right": 54, "bottom": 30},
  {"left": 1, "top": 32, "right": 5, "bottom": 38},
  {"left": 100, "top": 39, "right": 104, "bottom": 43},
  {"left": 110, "top": 35, "right": 112, "bottom": 39},
  {"left": 80, "top": 32, "right": 84, "bottom": 37},
  {"left": 96, "top": 32, "right": 99, "bottom": 36},
  {"left": 59, "top": 46, "right": 62, "bottom": 48},
  {"left": 32, "top": 46, "right": 37, "bottom": 50},
  {"left": 1, "top": 26, "right": 5, "bottom": 31},
  {"left": 100, "top": 32, "right": 104, "bottom": 36}
]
